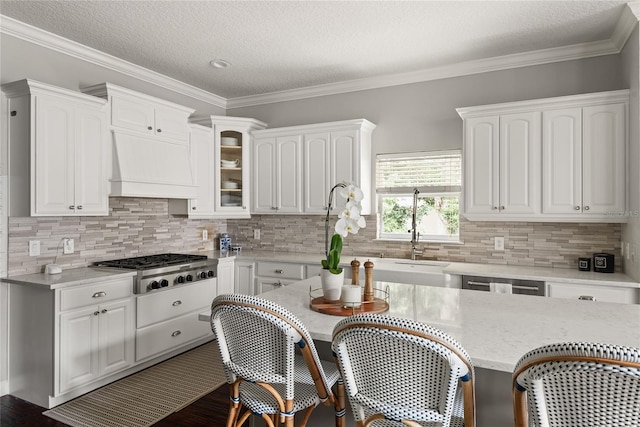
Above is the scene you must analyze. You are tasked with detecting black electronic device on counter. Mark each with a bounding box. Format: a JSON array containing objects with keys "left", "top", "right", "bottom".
[
  {"left": 578, "top": 257, "right": 591, "bottom": 271},
  {"left": 593, "top": 253, "right": 615, "bottom": 273}
]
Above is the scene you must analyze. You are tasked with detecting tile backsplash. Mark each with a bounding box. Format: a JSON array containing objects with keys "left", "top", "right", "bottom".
[
  {"left": 7, "top": 197, "right": 622, "bottom": 276},
  {"left": 228, "top": 215, "right": 622, "bottom": 271},
  {"left": 7, "top": 198, "right": 225, "bottom": 276}
]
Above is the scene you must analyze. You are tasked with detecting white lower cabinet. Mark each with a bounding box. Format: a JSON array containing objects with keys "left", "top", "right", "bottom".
[
  {"left": 135, "top": 279, "right": 216, "bottom": 361},
  {"left": 255, "top": 261, "right": 304, "bottom": 294},
  {"left": 546, "top": 281, "right": 639, "bottom": 304},
  {"left": 59, "top": 297, "right": 134, "bottom": 393},
  {"left": 216, "top": 257, "right": 236, "bottom": 295},
  {"left": 235, "top": 260, "right": 256, "bottom": 295}
]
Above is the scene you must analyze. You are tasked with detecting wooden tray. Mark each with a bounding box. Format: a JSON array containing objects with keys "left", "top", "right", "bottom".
[{"left": 310, "top": 296, "right": 389, "bottom": 316}]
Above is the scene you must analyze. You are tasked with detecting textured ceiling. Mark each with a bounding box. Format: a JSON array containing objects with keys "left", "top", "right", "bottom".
[{"left": 0, "top": 0, "right": 632, "bottom": 99}]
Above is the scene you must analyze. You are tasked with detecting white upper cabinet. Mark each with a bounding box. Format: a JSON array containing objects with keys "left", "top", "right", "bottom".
[
  {"left": 190, "top": 115, "right": 267, "bottom": 218},
  {"left": 463, "top": 112, "right": 541, "bottom": 218},
  {"left": 252, "top": 119, "right": 375, "bottom": 215},
  {"left": 84, "top": 83, "right": 193, "bottom": 141},
  {"left": 458, "top": 90, "right": 628, "bottom": 222},
  {"left": 543, "top": 102, "right": 626, "bottom": 218},
  {"left": 252, "top": 135, "right": 303, "bottom": 213},
  {"left": 168, "top": 124, "right": 216, "bottom": 217},
  {"left": 2, "top": 79, "right": 110, "bottom": 216}
]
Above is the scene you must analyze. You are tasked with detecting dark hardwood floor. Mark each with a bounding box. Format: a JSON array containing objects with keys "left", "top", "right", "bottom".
[{"left": 1, "top": 385, "right": 232, "bottom": 427}]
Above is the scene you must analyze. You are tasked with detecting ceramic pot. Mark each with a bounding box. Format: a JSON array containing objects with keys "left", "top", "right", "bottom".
[{"left": 320, "top": 269, "right": 344, "bottom": 301}]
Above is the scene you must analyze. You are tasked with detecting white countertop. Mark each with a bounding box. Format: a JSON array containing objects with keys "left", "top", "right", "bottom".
[
  {"left": 202, "top": 276, "right": 640, "bottom": 372},
  {"left": 1, "top": 267, "right": 136, "bottom": 289},
  {"left": 233, "top": 250, "right": 640, "bottom": 288}
]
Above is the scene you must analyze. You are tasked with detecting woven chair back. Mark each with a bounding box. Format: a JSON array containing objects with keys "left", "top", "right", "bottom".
[
  {"left": 332, "top": 313, "right": 475, "bottom": 427},
  {"left": 211, "top": 293, "right": 334, "bottom": 400},
  {"left": 513, "top": 342, "right": 640, "bottom": 427}
]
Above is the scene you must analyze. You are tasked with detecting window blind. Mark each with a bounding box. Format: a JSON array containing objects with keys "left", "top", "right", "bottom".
[{"left": 376, "top": 150, "right": 462, "bottom": 194}]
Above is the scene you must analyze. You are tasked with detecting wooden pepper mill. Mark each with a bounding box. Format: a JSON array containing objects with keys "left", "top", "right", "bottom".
[
  {"left": 364, "top": 259, "right": 374, "bottom": 302},
  {"left": 350, "top": 259, "right": 360, "bottom": 285}
]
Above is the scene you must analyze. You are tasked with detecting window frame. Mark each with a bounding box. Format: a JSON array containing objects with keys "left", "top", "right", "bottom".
[{"left": 376, "top": 150, "right": 461, "bottom": 243}]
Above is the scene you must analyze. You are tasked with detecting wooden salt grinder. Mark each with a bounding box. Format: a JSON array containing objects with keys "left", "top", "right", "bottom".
[
  {"left": 350, "top": 259, "right": 360, "bottom": 285},
  {"left": 364, "top": 260, "right": 374, "bottom": 301}
]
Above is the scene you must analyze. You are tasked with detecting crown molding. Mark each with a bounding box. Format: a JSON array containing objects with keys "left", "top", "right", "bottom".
[
  {"left": 2, "top": 5, "right": 637, "bottom": 112},
  {"left": 0, "top": 15, "right": 227, "bottom": 109},
  {"left": 227, "top": 5, "right": 639, "bottom": 109}
]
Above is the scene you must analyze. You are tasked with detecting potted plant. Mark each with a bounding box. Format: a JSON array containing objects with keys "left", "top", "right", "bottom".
[{"left": 321, "top": 183, "right": 366, "bottom": 300}]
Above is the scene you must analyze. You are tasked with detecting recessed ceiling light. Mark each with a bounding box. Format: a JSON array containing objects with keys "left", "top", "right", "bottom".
[{"left": 209, "top": 59, "right": 231, "bottom": 69}]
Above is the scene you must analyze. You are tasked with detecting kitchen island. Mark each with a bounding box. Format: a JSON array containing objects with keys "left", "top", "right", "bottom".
[
  {"left": 250, "top": 276, "right": 640, "bottom": 372},
  {"left": 203, "top": 275, "right": 640, "bottom": 426}
]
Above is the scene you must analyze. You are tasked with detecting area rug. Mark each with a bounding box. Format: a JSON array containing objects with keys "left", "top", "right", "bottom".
[{"left": 44, "top": 341, "right": 226, "bottom": 427}]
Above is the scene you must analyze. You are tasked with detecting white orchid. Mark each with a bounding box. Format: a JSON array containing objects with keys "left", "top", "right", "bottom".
[
  {"left": 323, "top": 182, "right": 367, "bottom": 273},
  {"left": 339, "top": 184, "right": 364, "bottom": 203}
]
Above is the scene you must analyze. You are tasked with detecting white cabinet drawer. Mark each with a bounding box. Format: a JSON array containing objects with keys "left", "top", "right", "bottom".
[
  {"left": 256, "top": 262, "right": 304, "bottom": 279},
  {"left": 136, "top": 279, "right": 216, "bottom": 328},
  {"left": 135, "top": 312, "right": 212, "bottom": 361},
  {"left": 60, "top": 278, "right": 133, "bottom": 311},
  {"left": 305, "top": 264, "right": 323, "bottom": 278},
  {"left": 547, "top": 282, "right": 638, "bottom": 304}
]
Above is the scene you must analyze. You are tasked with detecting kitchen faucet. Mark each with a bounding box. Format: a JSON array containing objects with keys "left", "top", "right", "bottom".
[{"left": 409, "top": 188, "right": 423, "bottom": 260}]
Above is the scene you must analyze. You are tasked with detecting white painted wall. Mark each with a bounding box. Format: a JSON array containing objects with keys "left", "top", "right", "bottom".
[{"left": 228, "top": 55, "right": 626, "bottom": 209}]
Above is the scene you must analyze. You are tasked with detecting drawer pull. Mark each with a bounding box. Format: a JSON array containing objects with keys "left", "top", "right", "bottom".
[
  {"left": 93, "top": 311, "right": 100, "bottom": 316},
  {"left": 275, "top": 269, "right": 284, "bottom": 274},
  {"left": 578, "top": 295, "right": 596, "bottom": 301},
  {"left": 92, "top": 291, "right": 107, "bottom": 298},
  {"left": 101, "top": 309, "right": 108, "bottom": 314},
  {"left": 172, "top": 300, "right": 182, "bottom": 307},
  {"left": 171, "top": 330, "right": 182, "bottom": 337}
]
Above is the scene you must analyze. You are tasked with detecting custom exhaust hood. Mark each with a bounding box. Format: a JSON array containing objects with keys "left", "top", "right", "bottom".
[{"left": 110, "top": 131, "right": 197, "bottom": 199}]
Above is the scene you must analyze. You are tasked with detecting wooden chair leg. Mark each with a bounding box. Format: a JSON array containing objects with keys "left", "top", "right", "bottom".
[
  {"left": 299, "top": 406, "right": 315, "bottom": 426},
  {"left": 334, "top": 379, "right": 346, "bottom": 427},
  {"left": 513, "top": 385, "right": 528, "bottom": 427},
  {"left": 227, "top": 383, "right": 241, "bottom": 427}
]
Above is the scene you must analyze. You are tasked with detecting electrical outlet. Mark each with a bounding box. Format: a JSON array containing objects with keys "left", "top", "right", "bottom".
[
  {"left": 63, "top": 238, "right": 74, "bottom": 254},
  {"left": 202, "top": 230, "right": 208, "bottom": 241},
  {"left": 28, "top": 240, "right": 40, "bottom": 256},
  {"left": 626, "top": 242, "right": 630, "bottom": 260},
  {"left": 254, "top": 229, "right": 261, "bottom": 240},
  {"left": 494, "top": 236, "right": 505, "bottom": 251}
]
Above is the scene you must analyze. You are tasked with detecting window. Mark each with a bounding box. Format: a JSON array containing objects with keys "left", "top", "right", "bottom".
[{"left": 376, "top": 150, "right": 461, "bottom": 242}]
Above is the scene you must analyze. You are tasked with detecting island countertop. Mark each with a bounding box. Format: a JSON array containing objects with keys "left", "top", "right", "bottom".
[{"left": 228, "top": 276, "right": 640, "bottom": 372}]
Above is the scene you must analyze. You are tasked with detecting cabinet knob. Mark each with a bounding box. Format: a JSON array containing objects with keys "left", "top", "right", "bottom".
[
  {"left": 584, "top": 206, "right": 590, "bottom": 211},
  {"left": 578, "top": 295, "right": 596, "bottom": 301},
  {"left": 94, "top": 311, "right": 100, "bottom": 316},
  {"left": 500, "top": 206, "right": 505, "bottom": 210},
  {"left": 157, "top": 128, "right": 162, "bottom": 133},
  {"left": 171, "top": 330, "right": 182, "bottom": 337},
  {"left": 172, "top": 300, "right": 182, "bottom": 306},
  {"left": 271, "top": 207, "right": 277, "bottom": 210},
  {"left": 77, "top": 205, "right": 83, "bottom": 210},
  {"left": 275, "top": 269, "right": 284, "bottom": 274},
  {"left": 192, "top": 206, "right": 196, "bottom": 210},
  {"left": 101, "top": 309, "right": 107, "bottom": 314},
  {"left": 92, "top": 291, "right": 107, "bottom": 298},
  {"left": 492, "top": 206, "right": 498, "bottom": 210},
  {"left": 147, "top": 126, "right": 153, "bottom": 131},
  {"left": 69, "top": 205, "right": 75, "bottom": 210},
  {"left": 574, "top": 206, "right": 580, "bottom": 210}
]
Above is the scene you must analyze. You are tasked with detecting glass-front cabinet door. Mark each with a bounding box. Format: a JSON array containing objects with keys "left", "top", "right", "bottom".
[{"left": 212, "top": 116, "right": 267, "bottom": 218}]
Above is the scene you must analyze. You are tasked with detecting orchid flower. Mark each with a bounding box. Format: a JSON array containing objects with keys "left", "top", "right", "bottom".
[
  {"left": 339, "top": 184, "right": 364, "bottom": 203},
  {"left": 335, "top": 217, "right": 361, "bottom": 237}
]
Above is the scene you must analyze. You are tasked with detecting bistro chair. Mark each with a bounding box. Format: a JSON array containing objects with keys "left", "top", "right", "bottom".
[
  {"left": 332, "top": 313, "right": 475, "bottom": 427},
  {"left": 513, "top": 342, "right": 640, "bottom": 427},
  {"left": 210, "top": 294, "right": 345, "bottom": 427}
]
